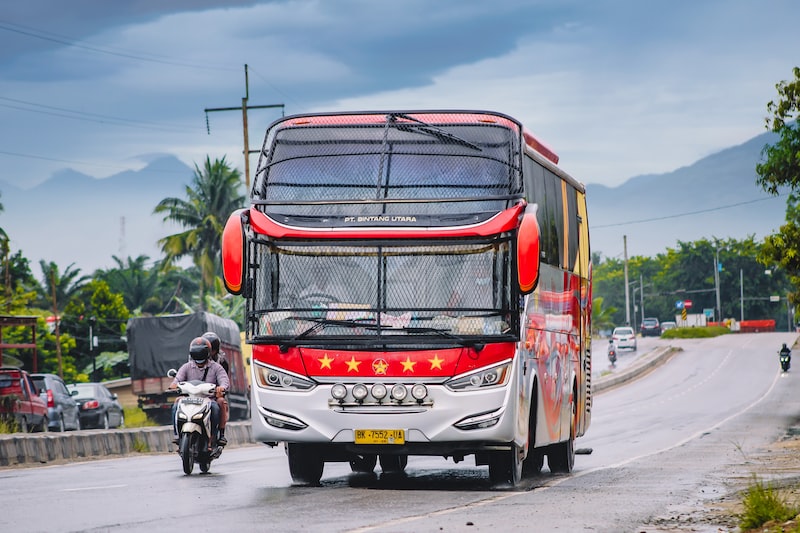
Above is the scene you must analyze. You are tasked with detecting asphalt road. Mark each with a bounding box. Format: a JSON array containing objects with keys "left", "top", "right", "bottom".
[{"left": 1, "top": 332, "right": 797, "bottom": 532}]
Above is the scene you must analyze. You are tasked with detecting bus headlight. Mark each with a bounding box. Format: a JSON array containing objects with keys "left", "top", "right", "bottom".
[
  {"left": 254, "top": 363, "right": 316, "bottom": 391},
  {"left": 445, "top": 360, "right": 512, "bottom": 391}
]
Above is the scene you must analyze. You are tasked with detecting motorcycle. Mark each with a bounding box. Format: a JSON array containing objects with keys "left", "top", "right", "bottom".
[
  {"left": 607, "top": 340, "right": 617, "bottom": 367},
  {"left": 168, "top": 369, "right": 223, "bottom": 475},
  {"left": 780, "top": 349, "right": 791, "bottom": 372}
]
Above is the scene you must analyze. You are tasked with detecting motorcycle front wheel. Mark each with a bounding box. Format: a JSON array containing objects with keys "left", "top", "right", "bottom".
[{"left": 180, "top": 433, "right": 195, "bottom": 475}]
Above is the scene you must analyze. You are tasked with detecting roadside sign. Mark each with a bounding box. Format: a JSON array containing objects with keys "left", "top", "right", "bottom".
[
  {"left": 681, "top": 308, "right": 687, "bottom": 320},
  {"left": 770, "top": 295, "right": 781, "bottom": 302},
  {"left": 676, "top": 301, "right": 684, "bottom": 309},
  {"left": 703, "top": 308, "right": 714, "bottom": 318},
  {"left": 684, "top": 300, "right": 693, "bottom": 309}
]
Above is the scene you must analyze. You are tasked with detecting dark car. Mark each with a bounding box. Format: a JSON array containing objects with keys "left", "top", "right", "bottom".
[
  {"left": 640, "top": 317, "right": 661, "bottom": 337},
  {"left": 31, "top": 373, "right": 81, "bottom": 432},
  {"left": 68, "top": 383, "right": 125, "bottom": 429}
]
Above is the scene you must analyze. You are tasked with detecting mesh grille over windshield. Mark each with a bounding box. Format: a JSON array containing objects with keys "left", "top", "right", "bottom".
[{"left": 251, "top": 111, "right": 524, "bottom": 220}]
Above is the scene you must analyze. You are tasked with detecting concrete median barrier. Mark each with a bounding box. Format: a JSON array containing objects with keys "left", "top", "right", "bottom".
[{"left": 0, "top": 421, "right": 253, "bottom": 467}]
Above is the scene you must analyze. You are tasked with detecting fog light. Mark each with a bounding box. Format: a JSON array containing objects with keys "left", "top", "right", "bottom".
[
  {"left": 352, "top": 384, "right": 368, "bottom": 401},
  {"left": 391, "top": 384, "right": 408, "bottom": 401},
  {"left": 331, "top": 383, "right": 347, "bottom": 400},
  {"left": 411, "top": 383, "right": 427, "bottom": 401},
  {"left": 371, "top": 383, "right": 387, "bottom": 400}
]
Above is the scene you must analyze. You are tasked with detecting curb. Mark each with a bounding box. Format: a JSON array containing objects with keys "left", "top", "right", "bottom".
[
  {"left": 594, "top": 345, "right": 681, "bottom": 393},
  {"left": 0, "top": 421, "right": 253, "bottom": 467}
]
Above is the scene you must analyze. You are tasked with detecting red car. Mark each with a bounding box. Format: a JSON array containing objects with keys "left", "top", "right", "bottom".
[{"left": 0, "top": 368, "right": 49, "bottom": 432}]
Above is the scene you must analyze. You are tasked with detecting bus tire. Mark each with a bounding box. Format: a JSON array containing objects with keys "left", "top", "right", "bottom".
[
  {"left": 379, "top": 454, "right": 407, "bottom": 474},
  {"left": 548, "top": 392, "right": 576, "bottom": 474},
  {"left": 287, "top": 443, "right": 324, "bottom": 485},
  {"left": 488, "top": 444, "right": 523, "bottom": 486},
  {"left": 349, "top": 454, "right": 377, "bottom": 473}
]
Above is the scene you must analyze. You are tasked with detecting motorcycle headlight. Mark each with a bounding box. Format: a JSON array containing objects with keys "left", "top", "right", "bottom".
[{"left": 445, "top": 360, "right": 512, "bottom": 391}]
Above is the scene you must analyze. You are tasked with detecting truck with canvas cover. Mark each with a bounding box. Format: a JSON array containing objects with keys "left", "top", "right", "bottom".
[{"left": 127, "top": 312, "right": 249, "bottom": 425}]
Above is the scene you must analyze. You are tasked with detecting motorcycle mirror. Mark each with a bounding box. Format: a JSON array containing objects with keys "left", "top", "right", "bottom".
[{"left": 167, "top": 369, "right": 177, "bottom": 378}]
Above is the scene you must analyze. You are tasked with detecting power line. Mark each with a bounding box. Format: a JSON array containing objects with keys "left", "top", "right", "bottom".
[
  {"left": 592, "top": 194, "right": 787, "bottom": 229},
  {"left": 0, "top": 19, "right": 239, "bottom": 72},
  {"left": 0, "top": 97, "right": 196, "bottom": 132}
]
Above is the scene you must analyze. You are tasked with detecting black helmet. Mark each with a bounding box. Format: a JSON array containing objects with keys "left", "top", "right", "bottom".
[
  {"left": 202, "top": 331, "right": 221, "bottom": 355},
  {"left": 189, "top": 337, "right": 211, "bottom": 364}
]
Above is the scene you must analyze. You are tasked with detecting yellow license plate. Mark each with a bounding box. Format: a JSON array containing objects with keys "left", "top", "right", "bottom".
[{"left": 354, "top": 429, "right": 405, "bottom": 445}]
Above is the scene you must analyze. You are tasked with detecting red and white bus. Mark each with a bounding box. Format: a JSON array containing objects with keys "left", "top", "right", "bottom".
[{"left": 221, "top": 110, "right": 592, "bottom": 486}]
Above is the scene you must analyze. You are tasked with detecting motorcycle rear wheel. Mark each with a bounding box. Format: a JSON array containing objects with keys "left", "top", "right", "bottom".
[{"left": 180, "top": 434, "right": 195, "bottom": 475}]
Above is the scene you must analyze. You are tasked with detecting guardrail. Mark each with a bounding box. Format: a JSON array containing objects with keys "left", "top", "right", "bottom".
[{"left": 1, "top": 346, "right": 679, "bottom": 467}]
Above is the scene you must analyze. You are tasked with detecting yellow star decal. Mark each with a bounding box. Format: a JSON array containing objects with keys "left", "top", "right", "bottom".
[
  {"left": 345, "top": 356, "right": 361, "bottom": 373},
  {"left": 401, "top": 357, "right": 416, "bottom": 373},
  {"left": 428, "top": 354, "right": 444, "bottom": 370},
  {"left": 318, "top": 354, "right": 334, "bottom": 369}
]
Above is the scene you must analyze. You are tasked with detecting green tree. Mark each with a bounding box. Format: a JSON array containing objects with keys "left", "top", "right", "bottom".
[
  {"left": 97, "top": 255, "right": 164, "bottom": 314},
  {"left": 154, "top": 156, "right": 245, "bottom": 308},
  {"left": 34, "top": 261, "right": 89, "bottom": 312},
  {"left": 755, "top": 67, "right": 800, "bottom": 317},
  {"left": 592, "top": 296, "right": 617, "bottom": 336},
  {"left": 62, "top": 280, "right": 130, "bottom": 381},
  {"left": 756, "top": 66, "right": 800, "bottom": 195}
]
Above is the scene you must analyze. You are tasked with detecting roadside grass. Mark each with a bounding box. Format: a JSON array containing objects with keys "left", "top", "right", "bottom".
[
  {"left": 661, "top": 326, "right": 730, "bottom": 339},
  {"left": 739, "top": 476, "right": 800, "bottom": 532},
  {"left": 0, "top": 416, "right": 19, "bottom": 434},
  {"left": 123, "top": 407, "right": 159, "bottom": 428}
]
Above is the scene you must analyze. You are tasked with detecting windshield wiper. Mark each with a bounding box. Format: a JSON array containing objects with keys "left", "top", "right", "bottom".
[
  {"left": 279, "top": 317, "right": 380, "bottom": 351},
  {"left": 389, "top": 113, "right": 483, "bottom": 152}
]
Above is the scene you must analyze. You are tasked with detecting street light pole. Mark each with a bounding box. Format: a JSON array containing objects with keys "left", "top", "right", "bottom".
[
  {"left": 740, "top": 268, "right": 744, "bottom": 322},
  {"left": 714, "top": 243, "right": 722, "bottom": 323}
]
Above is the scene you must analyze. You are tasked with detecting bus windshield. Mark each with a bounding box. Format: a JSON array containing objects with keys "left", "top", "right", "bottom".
[
  {"left": 247, "top": 237, "right": 516, "bottom": 346},
  {"left": 252, "top": 113, "right": 524, "bottom": 218}
]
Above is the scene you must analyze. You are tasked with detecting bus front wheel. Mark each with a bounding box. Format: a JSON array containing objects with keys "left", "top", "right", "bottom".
[
  {"left": 287, "top": 443, "right": 324, "bottom": 485},
  {"left": 488, "top": 444, "right": 523, "bottom": 486}
]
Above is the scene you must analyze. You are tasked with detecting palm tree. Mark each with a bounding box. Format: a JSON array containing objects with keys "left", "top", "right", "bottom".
[
  {"left": 154, "top": 156, "right": 246, "bottom": 308},
  {"left": 35, "top": 261, "right": 90, "bottom": 312},
  {"left": 97, "top": 255, "right": 162, "bottom": 314}
]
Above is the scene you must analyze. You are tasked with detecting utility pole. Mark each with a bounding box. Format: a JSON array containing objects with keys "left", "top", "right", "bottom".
[
  {"left": 623, "top": 235, "right": 630, "bottom": 326},
  {"left": 204, "top": 64, "right": 285, "bottom": 190},
  {"left": 50, "top": 270, "right": 63, "bottom": 378}
]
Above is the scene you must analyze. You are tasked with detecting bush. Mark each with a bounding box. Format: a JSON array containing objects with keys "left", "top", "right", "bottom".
[
  {"left": 739, "top": 477, "right": 799, "bottom": 530},
  {"left": 661, "top": 326, "right": 730, "bottom": 339}
]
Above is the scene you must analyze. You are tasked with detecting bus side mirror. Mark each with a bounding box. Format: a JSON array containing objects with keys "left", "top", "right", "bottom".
[
  {"left": 517, "top": 207, "right": 540, "bottom": 295},
  {"left": 222, "top": 208, "right": 248, "bottom": 295}
]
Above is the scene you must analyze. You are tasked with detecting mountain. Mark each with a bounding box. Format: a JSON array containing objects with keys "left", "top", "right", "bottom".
[
  {"left": 0, "top": 133, "right": 789, "bottom": 276},
  {"left": 0, "top": 155, "right": 194, "bottom": 274},
  {"left": 586, "top": 130, "right": 786, "bottom": 260}
]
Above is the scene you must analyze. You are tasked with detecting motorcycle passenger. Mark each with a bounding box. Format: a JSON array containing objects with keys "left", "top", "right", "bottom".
[
  {"left": 169, "top": 337, "right": 230, "bottom": 447},
  {"left": 202, "top": 331, "right": 230, "bottom": 445}
]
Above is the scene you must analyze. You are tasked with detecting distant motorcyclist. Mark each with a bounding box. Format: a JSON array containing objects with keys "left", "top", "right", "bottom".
[
  {"left": 607, "top": 338, "right": 617, "bottom": 366},
  {"left": 780, "top": 343, "right": 792, "bottom": 371},
  {"left": 169, "top": 337, "right": 230, "bottom": 446},
  {"left": 202, "top": 331, "right": 230, "bottom": 444}
]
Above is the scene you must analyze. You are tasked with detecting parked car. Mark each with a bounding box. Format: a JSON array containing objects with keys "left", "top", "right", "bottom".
[
  {"left": 68, "top": 382, "right": 125, "bottom": 429},
  {"left": 31, "top": 373, "right": 81, "bottom": 432},
  {"left": 661, "top": 321, "right": 677, "bottom": 335},
  {"left": 0, "top": 368, "right": 49, "bottom": 432},
  {"left": 640, "top": 317, "right": 661, "bottom": 337},
  {"left": 611, "top": 326, "right": 637, "bottom": 351}
]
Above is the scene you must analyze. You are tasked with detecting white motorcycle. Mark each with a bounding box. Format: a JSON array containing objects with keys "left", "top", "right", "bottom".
[{"left": 168, "top": 370, "right": 223, "bottom": 475}]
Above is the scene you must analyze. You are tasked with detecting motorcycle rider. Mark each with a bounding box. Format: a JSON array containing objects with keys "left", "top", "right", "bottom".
[
  {"left": 169, "top": 337, "right": 230, "bottom": 446},
  {"left": 201, "top": 331, "right": 230, "bottom": 445},
  {"left": 607, "top": 338, "right": 617, "bottom": 365},
  {"left": 780, "top": 342, "right": 792, "bottom": 368}
]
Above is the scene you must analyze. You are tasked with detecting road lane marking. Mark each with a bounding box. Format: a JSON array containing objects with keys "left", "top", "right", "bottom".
[{"left": 61, "top": 484, "right": 127, "bottom": 492}]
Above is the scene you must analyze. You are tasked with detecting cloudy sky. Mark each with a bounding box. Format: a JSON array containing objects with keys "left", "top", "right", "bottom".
[{"left": 1, "top": 0, "right": 799, "bottom": 193}]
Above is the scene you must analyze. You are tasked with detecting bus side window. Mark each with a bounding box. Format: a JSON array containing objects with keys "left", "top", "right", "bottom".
[{"left": 523, "top": 157, "right": 551, "bottom": 264}]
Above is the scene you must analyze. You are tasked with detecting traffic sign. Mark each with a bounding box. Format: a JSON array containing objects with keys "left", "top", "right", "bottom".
[
  {"left": 681, "top": 308, "right": 687, "bottom": 320},
  {"left": 684, "top": 300, "right": 693, "bottom": 309},
  {"left": 676, "top": 300, "right": 684, "bottom": 309}
]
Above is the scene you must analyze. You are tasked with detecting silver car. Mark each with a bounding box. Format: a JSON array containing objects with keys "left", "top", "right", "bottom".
[{"left": 611, "top": 326, "right": 637, "bottom": 351}]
